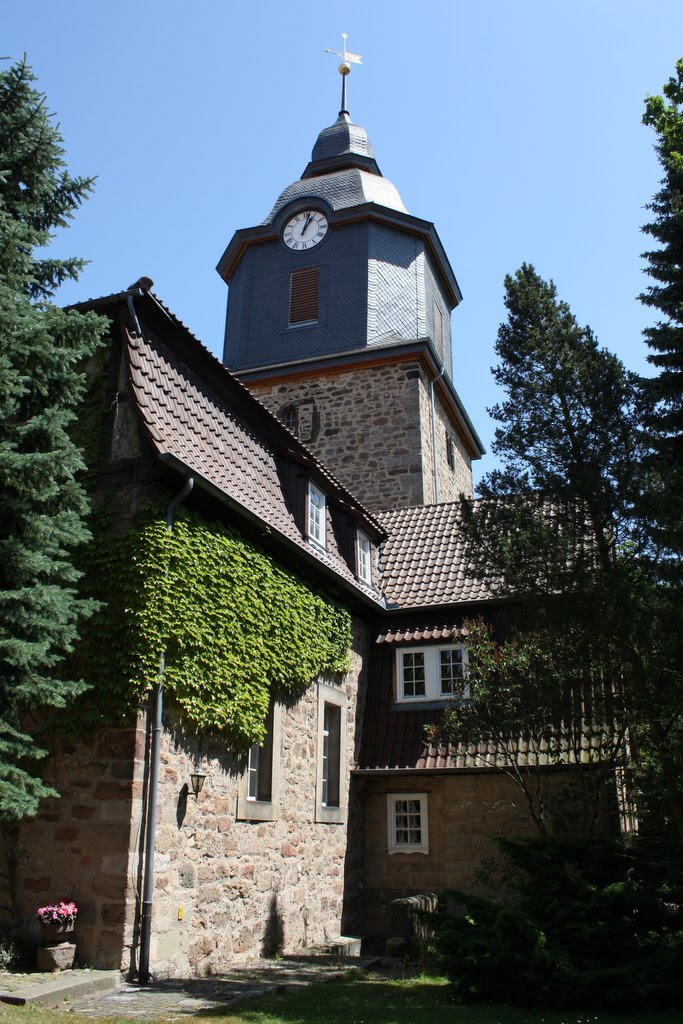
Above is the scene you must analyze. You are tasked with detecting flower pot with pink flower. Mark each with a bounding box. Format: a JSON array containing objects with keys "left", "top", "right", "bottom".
[{"left": 36, "top": 900, "right": 78, "bottom": 943}]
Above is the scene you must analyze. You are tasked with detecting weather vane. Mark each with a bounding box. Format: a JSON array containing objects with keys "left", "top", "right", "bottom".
[{"left": 325, "top": 33, "right": 362, "bottom": 115}]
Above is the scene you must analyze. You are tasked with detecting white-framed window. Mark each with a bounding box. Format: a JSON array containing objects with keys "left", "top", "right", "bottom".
[
  {"left": 315, "top": 681, "right": 347, "bottom": 824},
  {"left": 387, "top": 792, "right": 429, "bottom": 855},
  {"left": 395, "top": 645, "right": 469, "bottom": 703},
  {"left": 356, "top": 530, "right": 372, "bottom": 585},
  {"left": 307, "top": 481, "right": 326, "bottom": 548},
  {"left": 237, "top": 702, "right": 282, "bottom": 821}
]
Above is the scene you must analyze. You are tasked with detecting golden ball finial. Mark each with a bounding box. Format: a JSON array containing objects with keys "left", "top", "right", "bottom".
[{"left": 338, "top": 62, "right": 351, "bottom": 76}]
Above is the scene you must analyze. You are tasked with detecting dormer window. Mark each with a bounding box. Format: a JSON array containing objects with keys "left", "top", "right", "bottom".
[
  {"left": 356, "top": 530, "right": 372, "bottom": 585},
  {"left": 396, "top": 645, "right": 469, "bottom": 703},
  {"left": 307, "top": 481, "right": 326, "bottom": 548}
]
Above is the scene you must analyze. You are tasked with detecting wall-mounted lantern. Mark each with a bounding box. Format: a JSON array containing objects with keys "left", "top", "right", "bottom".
[{"left": 189, "top": 769, "right": 207, "bottom": 800}]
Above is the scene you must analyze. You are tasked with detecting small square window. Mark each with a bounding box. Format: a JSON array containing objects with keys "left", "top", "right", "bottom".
[
  {"left": 387, "top": 792, "right": 429, "bottom": 854},
  {"left": 356, "top": 530, "right": 372, "bottom": 585},
  {"left": 283, "top": 406, "right": 299, "bottom": 435},
  {"left": 307, "top": 481, "right": 326, "bottom": 548}
]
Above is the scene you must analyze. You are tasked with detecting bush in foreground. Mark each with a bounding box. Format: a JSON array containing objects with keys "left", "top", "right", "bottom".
[{"left": 429, "top": 836, "right": 683, "bottom": 1010}]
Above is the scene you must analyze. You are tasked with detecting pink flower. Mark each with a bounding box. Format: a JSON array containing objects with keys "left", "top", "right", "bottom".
[{"left": 36, "top": 900, "right": 79, "bottom": 925}]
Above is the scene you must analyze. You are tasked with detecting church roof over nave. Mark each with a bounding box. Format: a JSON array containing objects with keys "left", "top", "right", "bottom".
[{"left": 263, "top": 111, "right": 408, "bottom": 223}]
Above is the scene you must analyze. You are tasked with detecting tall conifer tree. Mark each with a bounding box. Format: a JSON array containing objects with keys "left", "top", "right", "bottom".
[
  {"left": 451, "top": 265, "right": 683, "bottom": 840},
  {"left": 640, "top": 59, "right": 683, "bottom": 562},
  {"left": 0, "top": 59, "right": 106, "bottom": 822}
]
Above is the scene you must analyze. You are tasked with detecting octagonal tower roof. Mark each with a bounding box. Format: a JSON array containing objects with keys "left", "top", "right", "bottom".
[{"left": 263, "top": 111, "right": 408, "bottom": 224}]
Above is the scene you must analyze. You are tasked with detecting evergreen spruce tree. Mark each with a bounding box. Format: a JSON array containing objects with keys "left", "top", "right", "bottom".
[
  {"left": 0, "top": 59, "right": 106, "bottom": 822},
  {"left": 451, "top": 265, "right": 683, "bottom": 841},
  {"left": 640, "top": 58, "right": 683, "bottom": 562}
]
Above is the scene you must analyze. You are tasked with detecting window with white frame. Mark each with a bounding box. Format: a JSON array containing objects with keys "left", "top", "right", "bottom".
[
  {"left": 356, "top": 530, "right": 372, "bottom": 585},
  {"left": 387, "top": 792, "right": 429, "bottom": 854},
  {"left": 307, "top": 481, "right": 326, "bottom": 548},
  {"left": 395, "top": 645, "right": 469, "bottom": 703}
]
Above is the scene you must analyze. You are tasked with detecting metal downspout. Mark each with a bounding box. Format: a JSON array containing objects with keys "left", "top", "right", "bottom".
[
  {"left": 429, "top": 366, "right": 446, "bottom": 504},
  {"left": 138, "top": 475, "right": 194, "bottom": 984}
]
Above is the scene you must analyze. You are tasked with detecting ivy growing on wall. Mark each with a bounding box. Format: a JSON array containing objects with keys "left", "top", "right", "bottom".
[{"left": 70, "top": 504, "right": 352, "bottom": 743}]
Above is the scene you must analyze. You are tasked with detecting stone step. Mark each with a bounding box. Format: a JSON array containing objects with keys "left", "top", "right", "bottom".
[
  {"left": 0, "top": 969, "right": 120, "bottom": 1008},
  {"left": 306, "top": 935, "right": 362, "bottom": 957}
]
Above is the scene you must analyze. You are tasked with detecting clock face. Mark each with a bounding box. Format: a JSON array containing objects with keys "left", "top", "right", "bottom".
[{"left": 283, "top": 210, "right": 329, "bottom": 251}]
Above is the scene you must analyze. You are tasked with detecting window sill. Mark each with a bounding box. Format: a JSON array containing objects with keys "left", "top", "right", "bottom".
[
  {"left": 388, "top": 845, "right": 430, "bottom": 856},
  {"left": 236, "top": 797, "right": 278, "bottom": 822},
  {"left": 315, "top": 804, "right": 346, "bottom": 824}
]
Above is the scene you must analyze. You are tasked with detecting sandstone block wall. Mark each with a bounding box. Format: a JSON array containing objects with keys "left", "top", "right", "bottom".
[
  {"left": 417, "top": 371, "right": 473, "bottom": 503},
  {"left": 7, "top": 728, "right": 141, "bottom": 969},
  {"left": 5, "top": 620, "right": 369, "bottom": 977},
  {"left": 247, "top": 360, "right": 473, "bottom": 512},
  {"left": 358, "top": 771, "right": 549, "bottom": 941},
  {"left": 248, "top": 362, "right": 426, "bottom": 510}
]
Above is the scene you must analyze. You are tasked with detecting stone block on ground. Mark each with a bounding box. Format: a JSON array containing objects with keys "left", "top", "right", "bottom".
[{"left": 36, "top": 941, "right": 76, "bottom": 971}]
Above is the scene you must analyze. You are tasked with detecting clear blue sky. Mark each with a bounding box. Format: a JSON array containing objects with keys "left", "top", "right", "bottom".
[{"left": 5, "top": 1, "right": 682, "bottom": 483}]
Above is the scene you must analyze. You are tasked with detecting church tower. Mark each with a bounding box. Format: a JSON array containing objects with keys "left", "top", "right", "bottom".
[{"left": 217, "top": 78, "right": 483, "bottom": 511}]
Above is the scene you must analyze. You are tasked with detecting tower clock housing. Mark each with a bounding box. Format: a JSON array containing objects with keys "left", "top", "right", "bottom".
[{"left": 217, "top": 112, "right": 484, "bottom": 510}]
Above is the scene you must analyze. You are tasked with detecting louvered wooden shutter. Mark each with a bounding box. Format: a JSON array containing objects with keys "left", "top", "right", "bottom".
[{"left": 289, "top": 267, "right": 320, "bottom": 325}]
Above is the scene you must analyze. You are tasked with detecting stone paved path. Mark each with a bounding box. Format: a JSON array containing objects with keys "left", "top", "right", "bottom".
[{"left": 2, "top": 957, "right": 380, "bottom": 1018}]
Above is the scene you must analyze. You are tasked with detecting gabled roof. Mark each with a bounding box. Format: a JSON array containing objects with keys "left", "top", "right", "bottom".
[
  {"left": 377, "top": 502, "right": 494, "bottom": 610},
  {"left": 72, "top": 285, "right": 386, "bottom": 607}
]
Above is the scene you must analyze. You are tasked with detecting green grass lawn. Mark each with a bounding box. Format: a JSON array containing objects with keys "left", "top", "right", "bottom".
[{"left": 0, "top": 974, "right": 679, "bottom": 1024}]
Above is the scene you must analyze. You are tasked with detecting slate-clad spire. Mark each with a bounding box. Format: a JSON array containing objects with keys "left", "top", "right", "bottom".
[
  {"left": 304, "top": 112, "right": 380, "bottom": 177},
  {"left": 263, "top": 112, "right": 407, "bottom": 223}
]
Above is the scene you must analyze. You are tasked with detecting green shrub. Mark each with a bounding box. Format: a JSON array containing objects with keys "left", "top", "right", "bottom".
[{"left": 429, "top": 836, "right": 683, "bottom": 1010}]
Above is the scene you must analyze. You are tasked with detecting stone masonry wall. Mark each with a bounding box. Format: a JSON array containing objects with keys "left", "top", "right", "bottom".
[
  {"left": 9, "top": 727, "right": 141, "bottom": 969},
  {"left": 417, "top": 372, "right": 473, "bottom": 503},
  {"left": 247, "top": 362, "right": 427, "bottom": 511},
  {"left": 145, "top": 617, "right": 368, "bottom": 976},
  {"left": 358, "top": 769, "right": 588, "bottom": 942},
  {"left": 247, "top": 360, "right": 474, "bottom": 513},
  {"left": 6, "top": 619, "right": 369, "bottom": 976}
]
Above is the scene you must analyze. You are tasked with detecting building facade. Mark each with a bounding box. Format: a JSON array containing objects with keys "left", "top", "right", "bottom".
[{"left": 1, "top": 96, "right": 613, "bottom": 978}]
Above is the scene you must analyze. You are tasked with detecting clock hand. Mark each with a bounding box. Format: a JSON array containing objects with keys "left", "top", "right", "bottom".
[{"left": 302, "top": 212, "right": 313, "bottom": 236}]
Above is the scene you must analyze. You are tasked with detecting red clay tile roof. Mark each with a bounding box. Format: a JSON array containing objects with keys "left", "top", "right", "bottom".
[
  {"left": 358, "top": 683, "right": 613, "bottom": 772},
  {"left": 377, "top": 503, "right": 495, "bottom": 610},
  {"left": 125, "top": 323, "right": 381, "bottom": 602},
  {"left": 376, "top": 624, "right": 469, "bottom": 644}
]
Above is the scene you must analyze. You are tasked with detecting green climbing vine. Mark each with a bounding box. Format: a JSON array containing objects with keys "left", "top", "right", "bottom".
[{"left": 69, "top": 502, "right": 352, "bottom": 744}]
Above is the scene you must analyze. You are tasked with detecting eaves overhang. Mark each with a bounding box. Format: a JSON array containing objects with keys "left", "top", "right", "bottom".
[
  {"left": 157, "top": 451, "right": 386, "bottom": 613},
  {"left": 301, "top": 152, "right": 382, "bottom": 178}
]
